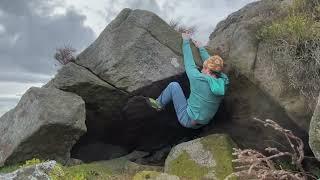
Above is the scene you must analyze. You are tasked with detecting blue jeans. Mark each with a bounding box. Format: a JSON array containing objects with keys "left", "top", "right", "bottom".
[{"left": 156, "top": 82, "right": 203, "bottom": 129}]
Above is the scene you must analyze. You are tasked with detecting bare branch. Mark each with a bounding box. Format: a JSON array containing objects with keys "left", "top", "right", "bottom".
[
  {"left": 54, "top": 45, "right": 76, "bottom": 65},
  {"left": 226, "top": 118, "right": 312, "bottom": 180}
]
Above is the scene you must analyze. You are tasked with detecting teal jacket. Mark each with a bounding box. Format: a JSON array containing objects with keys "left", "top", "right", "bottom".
[{"left": 182, "top": 40, "right": 229, "bottom": 125}]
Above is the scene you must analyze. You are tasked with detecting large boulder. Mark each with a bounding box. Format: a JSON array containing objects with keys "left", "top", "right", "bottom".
[
  {"left": 164, "top": 134, "right": 235, "bottom": 180},
  {"left": 76, "top": 8, "right": 202, "bottom": 93},
  {"left": 309, "top": 95, "right": 320, "bottom": 161},
  {"left": 44, "top": 62, "right": 129, "bottom": 143},
  {"left": 206, "top": 0, "right": 312, "bottom": 150},
  {"left": 0, "top": 87, "right": 86, "bottom": 166},
  {"left": 207, "top": 0, "right": 313, "bottom": 130},
  {"left": 202, "top": 70, "right": 307, "bottom": 151},
  {"left": 46, "top": 8, "right": 203, "bottom": 154}
]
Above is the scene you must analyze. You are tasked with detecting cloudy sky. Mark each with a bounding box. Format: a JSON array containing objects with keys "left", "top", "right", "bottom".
[{"left": 0, "top": 0, "right": 257, "bottom": 116}]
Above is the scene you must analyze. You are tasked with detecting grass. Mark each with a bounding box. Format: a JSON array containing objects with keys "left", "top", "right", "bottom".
[
  {"left": 0, "top": 158, "right": 113, "bottom": 180},
  {"left": 257, "top": 0, "right": 320, "bottom": 43},
  {"left": 256, "top": 0, "right": 320, "bottom": 107}
]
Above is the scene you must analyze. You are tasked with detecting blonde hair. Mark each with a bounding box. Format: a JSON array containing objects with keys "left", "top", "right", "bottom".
[{"left": 203, "top": 55, "right": 224, "bottom": 72}]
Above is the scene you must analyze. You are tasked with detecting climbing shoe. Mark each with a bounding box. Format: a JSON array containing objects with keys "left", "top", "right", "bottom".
[{"left": 146, "top": 97, "right": 163, "bottom": 111}]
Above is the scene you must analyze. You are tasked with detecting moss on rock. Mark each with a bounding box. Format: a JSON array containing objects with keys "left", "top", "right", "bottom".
[
  {"left": 133, "top": 171, "right": 180, "bottom": 180},
  {"left": 0, "top": 156, "right": 163, "bottom": 180},
  {"left": 168, "top": 151, "right": 210, "bottom": 179},
  {"left": 201, "top": 134, "right": 237, "bottom": 180},
  {"left": 165, "top": 134, "right": 236, "bottom": 180}
]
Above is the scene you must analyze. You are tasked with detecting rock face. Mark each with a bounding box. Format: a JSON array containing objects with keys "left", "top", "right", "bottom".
[
  {"left": 164, "top": 134, "right": 235, "bottom": 180},
  {"left": 76, "top": 8, "right": 202, "bottom": 93},
  {"left": 207, "top": 0, "right": 313, "bottom": 130},
  {"left": 202, "top": 69, "right": 307, "bottom": 151},
  {"left": 47, "top": 8, "right": 203, "bottom": 154},
  {"left": 44, "top": 62, "right": 129, "bottom": 143},
  {"left": 205, "top": 0, "right": 313, "bottom": 152},
  {"left": 133, "top": 171, "right": 180, "bottom": 180},
  {"left": 0, "top": 87, "right": 86, "bottom": 166},
  {"left": 0, "top": 161, "right": 57, "bottom": 180},
  {"left": 309, "top": 95, "right": 320, "bottom": 160}
]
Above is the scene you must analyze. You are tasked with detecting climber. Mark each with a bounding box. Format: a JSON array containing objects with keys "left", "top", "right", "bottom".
[{"left": 146, "top": 31, "right": 229, "bottom": 129}]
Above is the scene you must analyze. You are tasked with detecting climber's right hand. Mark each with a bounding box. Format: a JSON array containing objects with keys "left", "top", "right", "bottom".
[
  {"left": 192, "top": 39, "right": 203, "bottom": 48},
  {"left": 182, "top": 31, "right": 191, "bottom": 40}
]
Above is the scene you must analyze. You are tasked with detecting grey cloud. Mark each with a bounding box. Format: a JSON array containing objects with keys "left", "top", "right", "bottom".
[
  {"left": 0, "top": 71, "right": 52, "bottom": 83},
  {"left": 0, "top": 0, "right": 95, "bottom": 80}
]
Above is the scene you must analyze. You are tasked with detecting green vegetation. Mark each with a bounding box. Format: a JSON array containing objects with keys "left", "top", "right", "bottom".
[
  {"left": 258, "top": 15, "right": 317, "bottom": 43},
  {"left": 0, "top": 158, "right": 44, "bottom": 174},
  {"left": 201, "top": 134, "right": 236, "bottom": 180},
  {"left": 166, "top": 134, "right": 236, "bottom": 180},
  {"left": 168, "top": 151, "right": 210, "bottom": 180},
  {"left": 20, "top": 158, "right": 43, "bottom": 168},
  {"left": 257, "top": 0, "right": 320, "bottom": 107},
  {"left": 133, "top": 171, "right": 163, "bottom": 180},
  {"left": 0, "top": 163, "right": 21, "bottom": 174},
  {"left": 0, "top": 158, "right": 113, "bottom": 180},
  {"left": 258, "top": 0, "right": 320, "bottom": 43},
  {"left": 50, "top": 162, "right": 113, "bottom": 180}
]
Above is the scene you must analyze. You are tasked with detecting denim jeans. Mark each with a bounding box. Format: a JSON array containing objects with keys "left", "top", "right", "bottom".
[{"left": 156, "top": 82, "right": 203, "bottom": 129}]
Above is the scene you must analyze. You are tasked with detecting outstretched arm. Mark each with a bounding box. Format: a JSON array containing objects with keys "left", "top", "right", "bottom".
[
  {"left": 182, "top": 33, "right": 201, "bottom": 78},
  {"left": 192, "top": 39, "right": 210, "bottom": 62},
  {"left": 199, "top": 47, "right": 210, "bottom": 62}
]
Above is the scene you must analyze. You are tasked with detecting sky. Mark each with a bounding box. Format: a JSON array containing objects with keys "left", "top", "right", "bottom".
[{"left": 0, "top": 0, "right": 257, "bottom": 116}]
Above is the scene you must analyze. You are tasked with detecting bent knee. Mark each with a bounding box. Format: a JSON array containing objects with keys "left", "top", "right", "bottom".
[{"left": 169, "top": 82, "right": 181, "bottom": 89}]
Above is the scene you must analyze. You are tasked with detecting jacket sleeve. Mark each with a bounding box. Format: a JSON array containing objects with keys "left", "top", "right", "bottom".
[
  {"left": 182, "top": 40, "right": 202, "bottom": 78},
  {"left": 199, "top": 47, "right": 210, "bottom": 62}
]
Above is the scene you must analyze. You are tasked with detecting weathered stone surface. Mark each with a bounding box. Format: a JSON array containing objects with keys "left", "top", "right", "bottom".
[
  {"left": 0, "top": 161, "right": 57, "bottom": 180},
  {"left": 76, "top": 8, "right": 202, "bottom": 93},
  {"left": 46, "top": 8, "right": 203, "bottom": 154},
  {"left": 208, "top": 0, "right": 313, "bottom": 130},
  {"left": 164, "top": 134, "right": 235, "bottom": 180},
  {"left": 309, "top": 95, "right": 320, "bottom": 161},
  {"left": 44, "top": 62, "right": 129, "bottom": 140},
  {"left": 0, "top": 87, "right": 86, "bottom": 166},
  {"left": 201, "top": 70, "right": 307, "bottom": 152},
  {"left": 133, "top": 171, "right": 180, "bottom": 180}
]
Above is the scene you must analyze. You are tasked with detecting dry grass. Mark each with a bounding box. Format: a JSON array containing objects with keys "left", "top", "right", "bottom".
[
  {"left": 54, "top": 45, "right": 76, "bottom": 65},
  {"left": 169, "top": 19, "right": 197, "bottom": 34},
  {"left": 269, "top": 39, "right": 320, "bottom": 109},
  {"left": 257, "top": 0, "right": 320, "bottom": 108},
  {"left": 225, "top": 118, "right": 317, "bottom": 180}
]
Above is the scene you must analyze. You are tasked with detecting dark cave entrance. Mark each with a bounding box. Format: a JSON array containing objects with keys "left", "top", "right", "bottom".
[{"left": 69, "top": 73, "right": 203, "bottom": 165}]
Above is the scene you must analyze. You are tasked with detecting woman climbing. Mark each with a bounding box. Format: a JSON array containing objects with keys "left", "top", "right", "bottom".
[{"left": 147, "top": 32, "right": 229, "bottom": 129}]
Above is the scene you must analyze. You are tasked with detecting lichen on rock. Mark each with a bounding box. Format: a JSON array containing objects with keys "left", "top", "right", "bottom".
[
  {"left": 133, "top": 171, "right": 180, "bottom": 180},
  {"left": 164, "top": 134, "right": 236, "bottom": 180}
]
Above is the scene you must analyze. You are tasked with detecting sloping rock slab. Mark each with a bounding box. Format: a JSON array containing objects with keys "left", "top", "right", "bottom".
[
  {"left": 0, "top": 87, "right": 86, "bottom": 166},
  {"left": 76, "top": 8, "right": 202, "bottom": 93}
]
